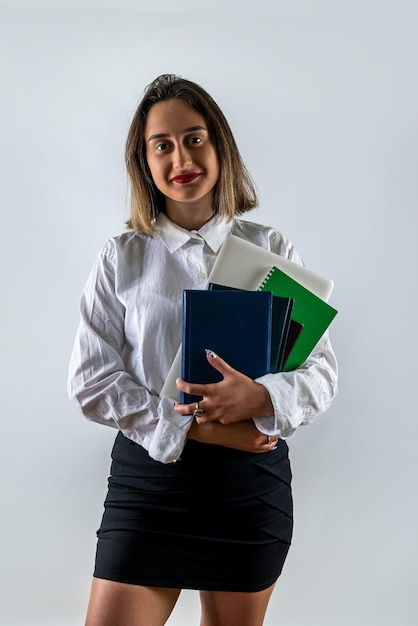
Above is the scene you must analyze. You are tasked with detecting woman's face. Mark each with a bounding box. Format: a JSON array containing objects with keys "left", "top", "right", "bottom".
[{"left": 144, "top": 98, "right": 219, "bottom": 229}]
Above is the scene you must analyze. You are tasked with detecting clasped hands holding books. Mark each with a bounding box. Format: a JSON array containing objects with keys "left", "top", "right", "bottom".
[{"left": 174, "top": 348, "right": 278, "bottom": 453}]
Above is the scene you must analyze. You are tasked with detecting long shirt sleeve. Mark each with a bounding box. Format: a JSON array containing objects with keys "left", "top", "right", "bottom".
[
  {"left": 253, "top": 331, "right": 337, "bottom": 437},
  {"left": 68, "top": 240, "right": 193, "bottom": 463},
  {"left": 68, "top": 215, "right": 232, "bottom": 463}
]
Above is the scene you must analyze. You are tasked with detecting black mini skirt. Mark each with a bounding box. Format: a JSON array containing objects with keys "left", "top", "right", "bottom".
[{"left": 94, "top": 431, "right": 293, "bottom": 592}]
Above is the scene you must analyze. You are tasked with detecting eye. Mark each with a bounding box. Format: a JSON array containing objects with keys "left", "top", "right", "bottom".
[
  {"left": 187, "top": 136, "right": 203, "bottom": 145},
  {"left": 156, "top": 142, "right": 168, "bottom": 152}
]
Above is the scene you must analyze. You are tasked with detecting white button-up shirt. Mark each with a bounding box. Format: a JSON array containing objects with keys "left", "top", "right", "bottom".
[{"left": 68, "top": 213, "right": 338, "bottom": 463}]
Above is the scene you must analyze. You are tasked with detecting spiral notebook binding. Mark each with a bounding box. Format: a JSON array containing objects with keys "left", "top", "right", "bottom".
[{"left": 258, "top": 267, "right": 276, "bottom": 291}]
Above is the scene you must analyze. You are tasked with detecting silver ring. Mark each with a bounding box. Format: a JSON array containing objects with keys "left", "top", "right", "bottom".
[{"left": 193, "top": 402, "right": 205, "bottom": 418}]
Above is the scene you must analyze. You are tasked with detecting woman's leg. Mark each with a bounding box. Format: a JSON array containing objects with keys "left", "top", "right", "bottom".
[
  {"left": 84, "top": 577, "right": 181, "bottom": 626},
  {"left": 199, "top": 583, "right": 276, "bottom": 626}
]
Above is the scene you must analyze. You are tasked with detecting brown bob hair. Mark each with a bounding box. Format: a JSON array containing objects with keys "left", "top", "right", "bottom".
[{"left": 125, "top": 74, "right": 258, "bottom": 234}]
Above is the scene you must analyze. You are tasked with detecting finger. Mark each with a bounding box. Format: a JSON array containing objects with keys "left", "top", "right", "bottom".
[
  {"left": 174, "top": 401, "right": 194, "bottom": 416},
  {"left": 176, "top": 377, "right": 210, "bottom": 399},
  {"left": 175, "top": 351, "right": 235, "bottom": 399},
  {"left": 264, "top": 435, "right": 278, "bottom": 450},
  {"left": 195, "top": 411, "right": 217, "bottom": 424},
  {"left": 174, "top": 400, "right": 209, "bottom": 418},
  {"left": 205, "top": 349, "right": 235, "bottom": 375}
]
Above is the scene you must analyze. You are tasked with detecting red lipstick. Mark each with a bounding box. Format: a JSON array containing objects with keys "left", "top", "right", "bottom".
[{"left": 172, "top": 173, "right": 200, "bottom": 184}]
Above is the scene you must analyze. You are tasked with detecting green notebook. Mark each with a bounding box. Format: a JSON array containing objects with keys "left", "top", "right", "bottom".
[{"left": 258, "top": 266, "right": 338, "bottom": 371}]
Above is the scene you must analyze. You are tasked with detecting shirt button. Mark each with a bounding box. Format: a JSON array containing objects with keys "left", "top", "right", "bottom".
[{"left": 198, "top": 272, "right": 206, "bottom": 279}]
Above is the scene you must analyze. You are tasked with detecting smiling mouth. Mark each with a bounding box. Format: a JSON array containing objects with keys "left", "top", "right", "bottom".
[{"left": 172, "top": 173, "right": 201, "bottom": 184}]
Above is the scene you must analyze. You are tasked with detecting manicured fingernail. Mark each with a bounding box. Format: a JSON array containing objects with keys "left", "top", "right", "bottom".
[{"left": 205, "top": 349, "right": 217, "bottom": 359}]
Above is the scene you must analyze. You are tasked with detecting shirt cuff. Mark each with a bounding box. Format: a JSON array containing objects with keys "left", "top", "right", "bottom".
[
  {"left": 252, "top": 415, "right": 288, "bottom": 437},
  {"left": 254, "top": 371, "right": 305, "bottom": 438},
  {"left": 147, "top": 396, "right": 194, "bottom": 463}
]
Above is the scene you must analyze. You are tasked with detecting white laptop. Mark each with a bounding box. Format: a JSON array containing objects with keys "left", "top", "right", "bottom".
[{"left": 207, "top": 235, "right": 334, "bottom": 300}]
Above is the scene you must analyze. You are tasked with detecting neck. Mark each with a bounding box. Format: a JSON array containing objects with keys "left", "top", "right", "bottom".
[{"left": 165, "top": 200, "right": 215, "bottom": 232}]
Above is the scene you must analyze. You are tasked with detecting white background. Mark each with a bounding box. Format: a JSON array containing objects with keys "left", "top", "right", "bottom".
[{"left": 1, "top": 1, "right": 417, "bottom": 625}]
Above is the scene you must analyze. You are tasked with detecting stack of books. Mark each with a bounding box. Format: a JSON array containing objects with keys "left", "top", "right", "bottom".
[
  {"left": 180, "top": 289, "right": 274, "bottom": 404},
  {"left": 161, "top": 235, "right": 338, "bottom": 402}
]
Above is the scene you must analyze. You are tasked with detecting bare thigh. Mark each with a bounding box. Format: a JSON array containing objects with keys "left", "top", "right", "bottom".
[
  {"left": 199, "top": 583, "right": 276, "bottom": 626},
  {"left": 84, "top": 577, "right": 181, "bottom": 626}
]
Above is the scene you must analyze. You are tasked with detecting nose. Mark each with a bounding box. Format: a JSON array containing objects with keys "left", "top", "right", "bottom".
[{"left": 173, "top": 144, "right": 193, "bottom": 170}]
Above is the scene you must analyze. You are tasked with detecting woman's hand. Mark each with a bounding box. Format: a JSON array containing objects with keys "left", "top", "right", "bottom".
[
  {"left": 174, "top": 350, "right": 274, "bottom": 424},
  {"left": 186, "top": 418, "right": 278, "bottom": 453}
]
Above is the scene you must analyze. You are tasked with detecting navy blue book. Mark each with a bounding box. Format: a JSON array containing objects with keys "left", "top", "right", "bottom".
[
  {"left": 208, "top": 282, "right": 294, "bottom": 373},
  {"left": 180, "top": 289, "right": 273, "bottom": 404}
]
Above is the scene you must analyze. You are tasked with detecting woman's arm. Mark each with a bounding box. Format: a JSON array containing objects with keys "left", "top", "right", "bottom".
[
  {"left": 68, "top": 246, "right": 193, "bottom": 464},
  {"left": 187, "top": 418, "right": 277, "bottom": 453},
  {"left": 175, "top": 334, "right": 338, "bottom": 440}
]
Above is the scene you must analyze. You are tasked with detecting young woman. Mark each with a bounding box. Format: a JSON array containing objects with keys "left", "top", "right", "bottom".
[{"left": 68, "top": 74, "right": 338, "bottom": 626}]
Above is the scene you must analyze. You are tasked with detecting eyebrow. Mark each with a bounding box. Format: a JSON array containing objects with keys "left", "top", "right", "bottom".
[{"left": 147, "top": 125, "right": 207, "bottom": 142}]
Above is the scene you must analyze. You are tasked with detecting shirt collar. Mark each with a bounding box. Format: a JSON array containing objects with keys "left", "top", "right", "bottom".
[{"left": 154, "top": 213, "right": 233, "bottom": 254}]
